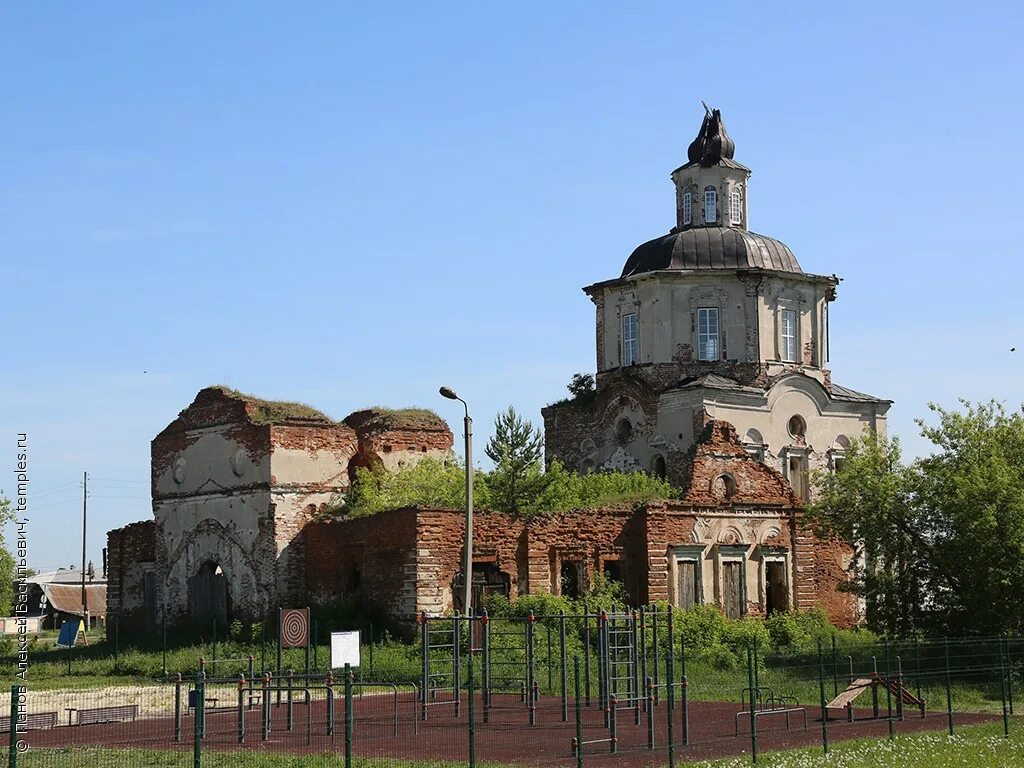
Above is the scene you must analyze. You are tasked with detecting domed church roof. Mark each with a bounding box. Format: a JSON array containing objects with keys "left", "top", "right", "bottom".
[
  {"left": 621, "top": 227, "right": 802, "bottom": 277},
  {"left": 621, "top": 106, "right": 803, "bottom": 278}
]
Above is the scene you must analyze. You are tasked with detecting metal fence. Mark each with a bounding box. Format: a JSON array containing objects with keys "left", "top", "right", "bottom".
[{"left": 4, "top": 628, "right": 1020, "bottom": 767}]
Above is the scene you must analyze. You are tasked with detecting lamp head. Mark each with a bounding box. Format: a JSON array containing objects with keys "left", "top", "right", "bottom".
[{"left": 439, "top": 386, "right": 459, "bottom": 401}]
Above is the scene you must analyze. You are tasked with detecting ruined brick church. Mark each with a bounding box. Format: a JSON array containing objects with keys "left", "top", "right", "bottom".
[{"left": 107, "top": 109, "right": 887, "bottom": 636}]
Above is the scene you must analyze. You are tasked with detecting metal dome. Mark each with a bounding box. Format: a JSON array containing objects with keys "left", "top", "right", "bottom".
[{"left": 620, "top": 227, "right": 802, "bottom": 277}]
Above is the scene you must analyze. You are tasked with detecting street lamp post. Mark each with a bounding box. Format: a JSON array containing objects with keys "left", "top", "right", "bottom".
[{"left": 439, "top": 386, "right": 473, "bottom": 619}]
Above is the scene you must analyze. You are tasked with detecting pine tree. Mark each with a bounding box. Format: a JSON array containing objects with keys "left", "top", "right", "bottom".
[{"left": 485, "top": 406, "right": 544, "bottom": 515}]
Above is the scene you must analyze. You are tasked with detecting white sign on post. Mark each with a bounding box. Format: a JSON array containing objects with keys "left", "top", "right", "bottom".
[{"left": 330, "top": 630, "right": 361, "bottom": 669}]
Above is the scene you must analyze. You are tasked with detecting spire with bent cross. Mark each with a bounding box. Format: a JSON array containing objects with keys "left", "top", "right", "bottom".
[{"left": 686, "top": 102, "right": 736, "bottom": 168}]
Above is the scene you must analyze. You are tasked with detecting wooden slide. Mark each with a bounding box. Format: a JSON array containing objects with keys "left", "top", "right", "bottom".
[
  {"left": 826, "top": 678, "right": 873, "bottom": 710},
  {"left": 827, "top": 676, "right": 926, "bottom": 714}
]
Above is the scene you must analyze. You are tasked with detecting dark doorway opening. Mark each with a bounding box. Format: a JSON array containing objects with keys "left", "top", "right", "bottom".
[
  {"left": 453, "top": 563, "right": 510, "bottom": 617},
  {"left": 765, "top": 561, "right": 789, "bottom": 616},
  {"left": 189, "top": 562, "right": 231, "bottom": 628},
  {"left": 602, "top": 559, "right": 623, "bottom": 586},
  {"left": 560, "top": 561, "right": 583, "bottom": 598}
]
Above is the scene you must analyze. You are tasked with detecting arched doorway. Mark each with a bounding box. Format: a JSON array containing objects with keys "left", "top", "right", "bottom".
[
  {"left": 188, "top": 561, "right": 231, "bottom": 629},
  {"left": 347, "top": 449, "right": 383, "bottom": 484}
]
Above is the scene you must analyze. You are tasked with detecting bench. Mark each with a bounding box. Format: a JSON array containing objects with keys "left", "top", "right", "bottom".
[
  {"left": 187, "top": 690, "right": 232, "bottom": 712},
  {"left": 735, "top": 705, "right": 808, "bottom": 735},
  {"left": 0, "top": 712, "right": 58, "bottom": 732},
  {"left": 77, "top": 704, "right": 139, "bottom": 725}
]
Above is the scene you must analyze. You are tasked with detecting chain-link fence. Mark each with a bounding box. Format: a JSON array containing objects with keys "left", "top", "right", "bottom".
[{"left": 4, "top": 610, "right": 1020, "bottom": 767}]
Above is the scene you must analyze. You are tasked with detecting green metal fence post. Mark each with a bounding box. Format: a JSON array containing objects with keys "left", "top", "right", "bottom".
[
  {"left": 344, "top": 662, "right": 353, "bottom": 768},
  {"left": 884, "top": 643, "right": 894, "bottom": 740},
  {"left": 212, "top": 618, "right": 217, "bottom": 678},
  {"left": 574, "top": 656, "right": 584, "bottom": 768},
  {"left": 944, "top": 637, "right": 954, "bottom": 735},
  {"left": 193, "top": 672, "right": 204, "bottom": 768},
  {"left": 1004, "top": 636, "right": 1014, "bottom": 717},
  {"left": 468, "top": 642, "right": 476, "bottom": 768},
  {"left": 547, "top": 622, "right": 553, "bottom": 691},
  {"left": 817, "top": 638, "right": 829, "bottom": 756},
  {"left": 914, "top": 636, "right": 923, "bottom": 709},
  {"left": 666, "top": 604, "right": 676, "bottom": 766},
  {"left": 831, "top": 633, "right": 839, "bottom": 698},
  {"left": 1000, "top": 640, "right": 1010, "bottom": 738},
  {"left": 747, "top": 645, "right": 758, "bottom": 764},
  {"left": 114, "top": 615, "right": 119, "bottom": 673},
  {"left": 559, "top": 609, "right": 568, "bottom": 722},
  {"left": 162, "top": 611, "right": 168, "bottom": 677},
  {"left": 9, "top": 685, "right": 19, "bottom": 768}
]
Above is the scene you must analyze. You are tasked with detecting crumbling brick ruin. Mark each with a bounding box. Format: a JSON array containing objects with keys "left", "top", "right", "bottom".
[
  {"left": 106, "top": 386, "right": 453, "bottom": 632},
  {"left": 107, "top": 109, "right": 877, "bottom": 636}
]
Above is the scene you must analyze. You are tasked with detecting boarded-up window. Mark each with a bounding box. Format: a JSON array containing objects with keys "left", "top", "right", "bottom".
[
  {"left": 723, "top": 561, "right": 744, "bottom": 619},
  {"left": 676, "top": 561, "right": 699, "bottom": 610},
  {"left": 789, "top": 455, "right": 809, "bottom": 502}
]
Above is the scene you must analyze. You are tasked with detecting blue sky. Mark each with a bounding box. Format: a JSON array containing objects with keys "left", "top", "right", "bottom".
[{"left": 2, "top": 2, "right": 1022, "bottom": 570}]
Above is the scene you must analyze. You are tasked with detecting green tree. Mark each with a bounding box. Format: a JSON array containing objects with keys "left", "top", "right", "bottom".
[
  {"left": 566, "top": 373, "right": 596, "bottom": 407},
  {"left": 0, "top": 494, "right": 14, "bottom": 615},
  {"left": 485, "top": 406, "right": 544, "bottom": 514},
  {"left": 914, "top": 400, "right": 1024, "bottom": 635},
  {"left": 810, "top": 400, "right": 1024, "bottom": 637},
  {"left": 531, "top": 460, "right": 674, "bottom": 513},
  {"left": 342, "top": 457, "right": 491, "bottom": 518},
  {"left": 807, "top": 432, "right": 922, "bottom": 636}
]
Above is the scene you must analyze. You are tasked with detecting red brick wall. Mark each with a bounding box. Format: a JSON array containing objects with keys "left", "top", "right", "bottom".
[
  {"left": 678, "top": 421, "right": 796, "bottom": 506},
  {"left": 791, "top": 511, "right": 859, "bottom": 626},
  {"left": 105, "top": 520, "right": 156, "bottom": 634},
  {"left": 304, "top": 510, "right": 420, "bottom": 632},
  {"left": 414, "top": 508, "right": 527, "bottom": 615}
]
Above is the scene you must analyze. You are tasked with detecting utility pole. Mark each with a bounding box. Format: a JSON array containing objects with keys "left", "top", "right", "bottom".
[{"left": 82, "top": 471, "right": 88, "bottom": 629}]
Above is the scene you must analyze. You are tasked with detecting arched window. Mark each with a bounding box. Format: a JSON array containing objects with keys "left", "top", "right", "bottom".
[
  {"left": 615, "top": 418, "right": 634, "bottom": 445},
  {"left": 704, "top": 186, "right": 717, "bottom": 223},
  {"left": 713, "top": 473, "right": 737, "bottom": 499},
  {"left": 730, "top": 190, "right": 742, "bottom": 225},
  {"left": 787, "top": 415, "right": 807, "bottom": 439},
  {"left": 743, "top": 428, "right": 765, "bottom": 462},
  {"left": 682, "top": 191, "right": 692, "bottom": 226},
  {"left": 651, "top": 455, "right": 667, "bottom": 479}
]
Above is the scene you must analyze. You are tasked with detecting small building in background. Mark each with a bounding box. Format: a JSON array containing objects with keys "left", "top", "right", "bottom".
[{"left": 3, "top": 567, "right": 106, "bottom": 633}]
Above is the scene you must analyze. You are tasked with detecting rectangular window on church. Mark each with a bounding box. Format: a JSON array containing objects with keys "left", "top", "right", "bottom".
[
  {"left": 622, "top": 313, "right": 639, "bottom": 366},
  {"left": 697, "top": 307, "right": 719, "bottom": 361},
  {"left": 781, "top": 309, "right": 798, "bottom": 362}
]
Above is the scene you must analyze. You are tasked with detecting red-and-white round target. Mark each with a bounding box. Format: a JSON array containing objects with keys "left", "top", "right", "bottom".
[{"left": 280, "top": 608, "right": 310, "bottom": 648}]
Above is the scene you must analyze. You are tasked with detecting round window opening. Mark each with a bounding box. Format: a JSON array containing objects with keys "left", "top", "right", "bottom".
[
  {"left": 788, "top": 415, "right": 807, "bottom": 439},
  {"left": 615, "top": 418, "right": 634, "bottom": 445}
]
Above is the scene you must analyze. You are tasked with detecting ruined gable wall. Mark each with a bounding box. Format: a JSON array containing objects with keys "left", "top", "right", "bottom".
[
  {"left": 679, "top": 421, "right": 796, "bottom": 507},
  {"left": 152, "top": 394, "right": 276, "bottom": 623}
]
